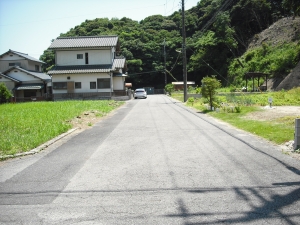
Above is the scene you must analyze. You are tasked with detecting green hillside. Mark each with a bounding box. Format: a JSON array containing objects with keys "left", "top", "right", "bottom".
[{"left": 40, "top": 0, "right": 300, "bottom": 89}]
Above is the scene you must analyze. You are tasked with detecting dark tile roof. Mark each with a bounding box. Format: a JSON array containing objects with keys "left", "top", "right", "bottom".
[
  {"left": 2, "top": 66, "right": 51, "bottom": 81},
  {"left": 0, "top": 73, "right": 21, "bottom": 82},
  {"left": 48, "top": 58, "right": 126, "bottom": 75},
  {"left": 0, "top": 49, "right": 45, "bottom": 64},
  {"left": 48, "top": 36, "right": 119, "bottom": 49},
  {"left": 48, "top": 65, "right": 112, "bottom": 75}
]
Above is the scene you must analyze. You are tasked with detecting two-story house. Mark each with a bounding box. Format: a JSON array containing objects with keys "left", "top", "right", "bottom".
[
  {"left": 47, "top": 36, "right": 128, "bottom": 100},
  {"left": 0, "top": 49, "right": 52, "bottom": 102}
]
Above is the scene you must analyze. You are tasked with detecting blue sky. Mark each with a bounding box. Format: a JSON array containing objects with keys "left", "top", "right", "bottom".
[{"left": 0, "top": 0, "right": 199, "bottom": 60}]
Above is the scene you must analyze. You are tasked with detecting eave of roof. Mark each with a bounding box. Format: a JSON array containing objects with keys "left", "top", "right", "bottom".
[
  {"left": 0, "top": 73, "right": 21, "bottom": 82},
  {"left": 48, "top": 64, "right": 112, "bottom": 75},
  {"left": 113, "top": 73, "right": 127, "bottom": 77},
  {"left": 2, "top": 66, "right": 51, "bottom": 81},
  {"left": 48, "top": 36, "right": 119, "bottom": 50},
  {"left": 0, "top": 49, "right": 45, "bottom": 64},
  {"left": 14, "top": 83, "right": 44, "bottom": 90}
]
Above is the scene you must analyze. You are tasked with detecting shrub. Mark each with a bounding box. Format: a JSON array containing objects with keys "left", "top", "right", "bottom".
[
  {"left": 0, "top": 83, "right": 12, "bottom": 103},
  {"left": 187, "top": 97, "right": 195, "bottom": 106},
  {"left": 165, "top": 83, "right": 175, "bottom": 96}
]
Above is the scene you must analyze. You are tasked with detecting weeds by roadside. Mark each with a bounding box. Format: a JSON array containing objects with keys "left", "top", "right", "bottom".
[{"left": 173, "top": 87, "right": 300, "bottom": 145}]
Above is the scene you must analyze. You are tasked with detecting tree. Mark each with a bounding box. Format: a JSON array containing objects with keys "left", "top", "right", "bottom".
[
  {"left": 201, "top": 76, "right": 221, "bottom": 110},
  {"left": 0, "top": 83, "right": 12, "bottom": 103},
  {"left": 283, "top": 0, "right": 300, "bottom": 18}
]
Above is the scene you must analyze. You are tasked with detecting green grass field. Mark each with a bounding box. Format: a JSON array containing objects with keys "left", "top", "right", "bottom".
[{"left": 0, "top": 100, "right": 124, "bottom": 156}]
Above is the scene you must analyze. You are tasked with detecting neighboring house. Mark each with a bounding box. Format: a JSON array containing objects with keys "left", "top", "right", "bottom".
[
  {"left": 172, "top": 81, "right": 195, "bottom": 91},
  {"left": 0, "top": 49, "right": 52, "bottom": 102},
  {"left": 47, "top": 36, "right": 128, "bottom": 100}
]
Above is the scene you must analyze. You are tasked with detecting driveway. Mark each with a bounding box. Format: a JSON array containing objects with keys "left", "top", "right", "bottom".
[{"left": 0, "top": 95, "right": 300, "bottom": 224}]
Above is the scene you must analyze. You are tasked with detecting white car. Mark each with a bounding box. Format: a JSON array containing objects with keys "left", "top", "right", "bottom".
[{"left": 134, "top": 88, "right": 147, "bottom": 99}]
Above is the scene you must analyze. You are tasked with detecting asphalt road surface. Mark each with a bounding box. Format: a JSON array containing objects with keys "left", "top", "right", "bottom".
[{"left": 1, "top": 95, "right": 300, "bottom": 225}]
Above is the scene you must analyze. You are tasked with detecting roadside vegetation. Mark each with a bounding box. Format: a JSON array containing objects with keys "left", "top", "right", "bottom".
[
  {"left": 39, "top": 1, "right": 300, "bottom": 89},
  {"left": 172, "top": 87, "right": 300, "bottom": 145},
  {"left": 0, "top": 100, "right": 124, "bottom": 157}
]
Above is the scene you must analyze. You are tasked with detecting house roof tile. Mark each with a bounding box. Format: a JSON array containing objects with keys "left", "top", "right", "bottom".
[
  {"left": 0, "top": 73, "right": 21, "bottom": 82},
  {"left": 113, "top": 58, "right": 126, "bottom": 69},
  {"left": 0, "top": 49, "right": 45, "bottom": 64},
  {"left": 3, "top": 66, "right": 51, "bottom": 81},
  {"left": 48, "top": 65, "right": 112, "bottom": 75},
  {"left": 48, "top": 36, "right": 119, "bottom": 49},
  {"left": 48, "top": 58, "right": 126, "bottom": 75}
]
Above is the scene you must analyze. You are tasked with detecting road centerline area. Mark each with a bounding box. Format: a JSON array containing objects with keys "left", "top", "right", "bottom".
[{"left": 1, "top": 95, "right": 299, "bottom": 224}]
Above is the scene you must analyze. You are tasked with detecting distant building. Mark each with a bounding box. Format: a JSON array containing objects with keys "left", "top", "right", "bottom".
[
  {"left": 172, "top": 81, "right": 195, "bottom": 91},
  {"left": 47, "top": 36, "right": 128, "bottom": 100},
  {"left": 0, "top": 49, "right": 51, "bottom": 102}
]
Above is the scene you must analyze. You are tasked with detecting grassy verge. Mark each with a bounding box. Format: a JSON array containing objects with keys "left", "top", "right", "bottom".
[
  {"left": 172, "top": 88, "right": 300, "bottom": 145},
  {"left": 0, "top": 100, "right": 124, "bottom": 156},
  {"left": 206, "top": 107, "right": 295, "bottom": 144}
]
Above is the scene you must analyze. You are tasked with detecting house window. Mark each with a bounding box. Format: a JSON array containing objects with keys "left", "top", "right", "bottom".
[
  {"left": 53, "top": 82, "right": 67, "bottom": 89},
  {"left": 9, "top": 62, "right": 21, "bottom": 67},
  {"left": 35, "top": 65, "right": 39, "bottom": 71},
  {"left": 90, "top": 82, "right": 96, "bottom": 89},
  {"left": 77, "top": 54, "right": 83, "bottom": 59},
  {"left": 85, "top": 53, "right": 88, "bottom": 64},
  {"left": 97, "top": 78, "right": 110, "bottom": 89},
  {"left": 75, "top": 82, "right": 81, "bottom": 89}
]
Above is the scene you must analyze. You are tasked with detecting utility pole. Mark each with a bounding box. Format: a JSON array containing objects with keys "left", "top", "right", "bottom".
[
  {"left": 182, "top": 0, "right": 187, "bottom": 102},
  {"left": 164, "top": 38, "right": 167, "bottom": 86}
]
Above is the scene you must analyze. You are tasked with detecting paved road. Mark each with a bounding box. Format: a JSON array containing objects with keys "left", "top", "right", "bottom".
[{"left": 1, "top": 95, "right": 300, "bottom": 225}]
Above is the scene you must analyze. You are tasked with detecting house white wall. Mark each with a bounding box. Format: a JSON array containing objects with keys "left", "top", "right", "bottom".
[
  {"left": 6, "top": 69, "right": 42, "bottom": 82},
  {"left": 0, "top": 77, "right": 15, "bottom": 92},
  {"left": 0, "top": 52, "right": 45, "bottom": 73},
  {"left": 52, "top": 73, "right": 111, "bottom": 94},
  {"left": 113, "top": 77, "right": 125, "bottom": 90},
  {"left": 28, "top": 61, "right": 42, "bottom": 72},
  {"left": 0, "top": 58, "right": 28, "bottom": 72},
  {"left": 56, "top": 49, "right": 112, "bottom": 66}
]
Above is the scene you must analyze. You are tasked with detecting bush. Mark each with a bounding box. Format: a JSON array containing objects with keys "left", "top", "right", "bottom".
[
  {"left": 187, "top": 97, "right": 195, "bottom": 106},
  {"left": 0, "top": 83, "right": 12, "bottom": 103},
  {"left": 165, "top": 83, "right": 175, "bottom": 96}
]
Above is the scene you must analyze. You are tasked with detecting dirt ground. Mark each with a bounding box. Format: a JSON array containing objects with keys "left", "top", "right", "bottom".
[
  {"left": 69, "top": 110, "right": 107, "bottom": 131},
  {"left": 243, "top": 106, "right": 300, "bottom": 160},
  {"left": 244, "top": 106, "right": 300, "bottom": 121}
]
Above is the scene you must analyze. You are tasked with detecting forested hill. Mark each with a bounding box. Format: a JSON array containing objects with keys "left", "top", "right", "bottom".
[{"left": 40, "top": 0, "right": 300, "bottom": 89}]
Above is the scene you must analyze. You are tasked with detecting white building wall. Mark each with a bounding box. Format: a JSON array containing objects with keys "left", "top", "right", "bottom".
[
  {"left": 56, "top": 49, "right": 112, "bottom": 66},
  {"left": 113, "top": 77, "right": 125, "bottom": 90},
  {"left": 52, "top": 73, "right": 111, "bottom": 94},
  {"left": 1, "top": 53, "right": 24, "bottom": 61},
  {"left": 28, "top": 61, "right": 42, "bottom": 72},
  {"left": 0, "top": 79, "right": 15, "bottom": 92},
  {"left": 6, "top": 69, "right": 41, "bottom": 82},
  {"left": 0, "top": 59, "right": 29, "bottom": 72}
]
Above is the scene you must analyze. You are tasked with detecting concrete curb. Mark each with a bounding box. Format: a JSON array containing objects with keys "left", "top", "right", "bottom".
[{"left": 0, "top": 128, "right": 79, "bottom": 160}]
